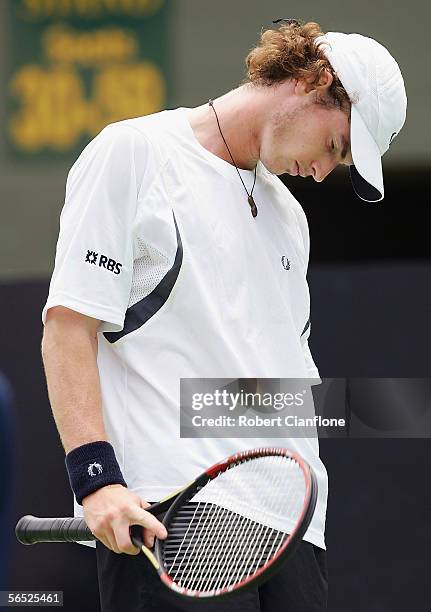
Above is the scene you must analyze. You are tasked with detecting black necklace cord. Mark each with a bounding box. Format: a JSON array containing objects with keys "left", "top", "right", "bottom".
[{"left": 208, "top": 99, "right": 258, "bottom": 218}]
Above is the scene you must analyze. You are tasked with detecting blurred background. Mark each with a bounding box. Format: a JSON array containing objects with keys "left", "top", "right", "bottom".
[{"left": 0, "top": 0, "right": 430, "bottom": 610}]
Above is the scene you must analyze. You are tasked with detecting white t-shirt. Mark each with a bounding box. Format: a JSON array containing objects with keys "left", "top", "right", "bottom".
[{"left": 42, "top": 107, "right": 328, "bottom": 550}]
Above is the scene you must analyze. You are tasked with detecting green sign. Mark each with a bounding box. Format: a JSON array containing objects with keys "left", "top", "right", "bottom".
[{"left": 6, "top": 0, "right": 172, "bottom": 159}]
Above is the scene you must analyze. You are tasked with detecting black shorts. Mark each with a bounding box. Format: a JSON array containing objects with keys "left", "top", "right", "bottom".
[{"left": 96, "top": 538, "right": 328, "bottom": 612}]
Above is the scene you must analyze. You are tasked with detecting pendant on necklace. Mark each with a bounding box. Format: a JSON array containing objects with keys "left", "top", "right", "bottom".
[{"left": 248, "top": 195, "right": 258, "bottom": 218}]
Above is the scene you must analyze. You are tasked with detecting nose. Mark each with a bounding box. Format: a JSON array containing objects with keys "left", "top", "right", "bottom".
[{"left": 311, "top": 157, "right": 338, "bottom": 182}]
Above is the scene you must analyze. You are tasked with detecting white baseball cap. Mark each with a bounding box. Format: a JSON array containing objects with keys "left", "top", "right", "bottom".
[{"left": 316, "top": 32, "right": 407, "bottom": 202}]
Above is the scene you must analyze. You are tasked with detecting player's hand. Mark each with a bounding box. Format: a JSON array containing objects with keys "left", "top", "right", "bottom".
[{"left": 82, "top": 484, "right": 167, "bottom": 555}]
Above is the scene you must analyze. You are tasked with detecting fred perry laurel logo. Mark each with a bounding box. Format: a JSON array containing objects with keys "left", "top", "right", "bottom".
[
  {"left": 281, "top": 255, "right": 291, "bottom": 270},
  {"left": 85, "top": 250, "right": 122, "bottom": 275},
  {"left": 87, "top": 462, "right": 103, "bottom": 477}
]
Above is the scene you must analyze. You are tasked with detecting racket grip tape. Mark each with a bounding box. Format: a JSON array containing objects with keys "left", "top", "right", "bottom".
[{"left": 16, "top": 515, "right": 94, "bottom": 545}]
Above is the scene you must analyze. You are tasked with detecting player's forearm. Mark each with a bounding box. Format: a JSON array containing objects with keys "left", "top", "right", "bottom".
[{"left": 41, "top": 325, "right": 107, "bottom": 453}]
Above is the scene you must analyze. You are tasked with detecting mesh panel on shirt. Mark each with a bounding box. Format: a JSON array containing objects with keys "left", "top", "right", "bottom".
[{"left": 128, "top": 236, "right": 171, "bottom": 307}]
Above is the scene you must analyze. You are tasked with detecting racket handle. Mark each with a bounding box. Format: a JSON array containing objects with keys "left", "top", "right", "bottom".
[
  {"left": 16, "top": 515, "right": 94, "bottom": 545},
  {"left": 16, "top": 515, "right": 145, "bottom": 548}
]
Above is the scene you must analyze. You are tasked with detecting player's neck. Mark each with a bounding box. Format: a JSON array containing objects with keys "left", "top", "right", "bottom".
[{"left": 187, "top": 84, "right": 264, "bottom": 171}]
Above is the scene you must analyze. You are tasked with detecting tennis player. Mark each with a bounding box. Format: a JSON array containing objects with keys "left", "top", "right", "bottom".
[{"left": 41, "top": 20, "right": 406, "bottom": 611}]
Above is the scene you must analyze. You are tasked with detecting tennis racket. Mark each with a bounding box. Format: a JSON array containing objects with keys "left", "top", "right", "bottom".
[{"left": 16, "top": 447, "right": 317, "bottom": 600}]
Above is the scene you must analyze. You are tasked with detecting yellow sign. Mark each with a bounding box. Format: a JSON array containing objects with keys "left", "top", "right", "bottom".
[{"left": 8, "top": 0, "right": 170, "bottom": 156}]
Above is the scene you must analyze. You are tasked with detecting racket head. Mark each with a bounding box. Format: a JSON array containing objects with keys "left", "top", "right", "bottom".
[{"left": 151, "top": 447, "right": 318, "bottom": 600}]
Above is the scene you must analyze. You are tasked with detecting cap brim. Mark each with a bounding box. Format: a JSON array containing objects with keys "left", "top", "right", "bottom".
[{"left": 349, "top": 105, "right": 384, "bottom": 202}]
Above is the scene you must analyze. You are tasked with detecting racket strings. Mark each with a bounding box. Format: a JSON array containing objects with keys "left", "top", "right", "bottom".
[
  {"left": 164, "top": 503, "right": 285, "bottom": 592},
  {"left": 209, "top": 455, "right": 286, "bottom": 591},
  {"left": 162, "top": 454, "right": 307, "bottom": 594}
]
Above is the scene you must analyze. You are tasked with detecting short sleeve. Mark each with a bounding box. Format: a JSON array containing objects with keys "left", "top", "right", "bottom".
[{"left": 42, "top": 122, "right": 155, "bottom": 333}]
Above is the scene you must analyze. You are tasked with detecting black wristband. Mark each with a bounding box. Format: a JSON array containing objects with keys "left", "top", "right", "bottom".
[{"left": 65, "top": 441, "right": 127, "bottom": 505}]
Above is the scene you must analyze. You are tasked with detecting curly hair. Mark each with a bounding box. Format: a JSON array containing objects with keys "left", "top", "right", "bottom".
[{"left": 244, "top": 20, "right": 350, "bottom": 112}]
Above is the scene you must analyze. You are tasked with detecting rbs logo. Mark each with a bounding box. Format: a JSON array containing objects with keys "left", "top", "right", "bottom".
[{"left": 85, "top": 250, "right": 122, "bottom": 275}]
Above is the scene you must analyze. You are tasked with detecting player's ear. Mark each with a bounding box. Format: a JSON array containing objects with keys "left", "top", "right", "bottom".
[{"left": 294, "top": 69, "right": 334, "bottom": 97}]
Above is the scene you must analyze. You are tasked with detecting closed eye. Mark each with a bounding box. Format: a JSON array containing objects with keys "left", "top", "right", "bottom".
[{"left": 330, "top": 137, "right": 352, "bottom": 165}]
